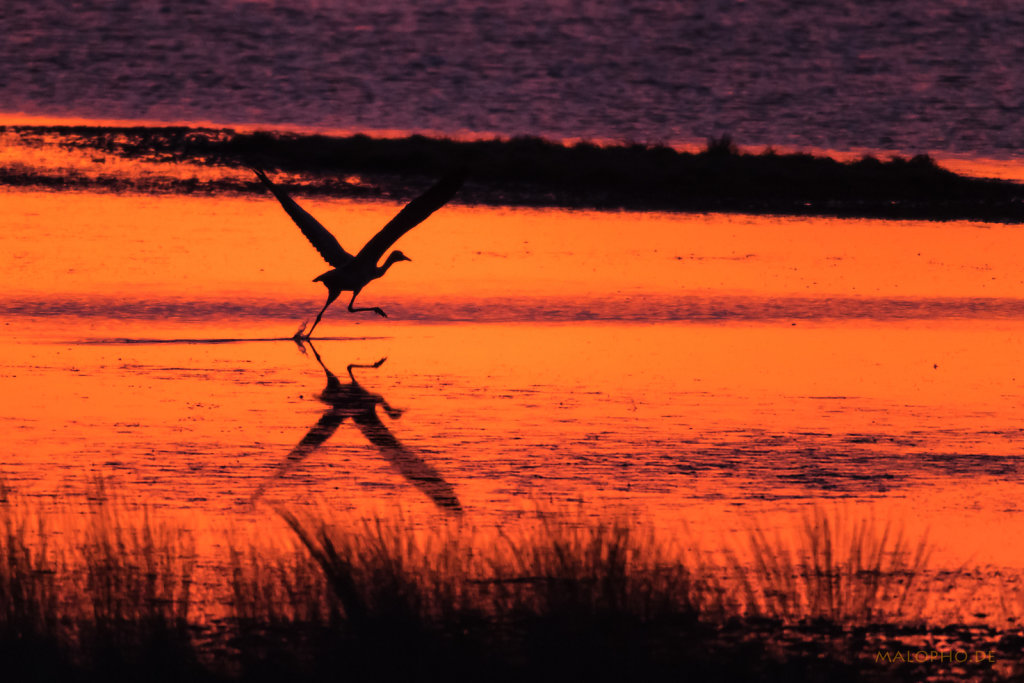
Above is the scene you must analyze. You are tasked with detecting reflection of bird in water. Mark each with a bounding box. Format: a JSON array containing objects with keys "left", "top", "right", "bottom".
[
  {"left": 250, "top": 341, "right": 463, "bottom": 514},
  {"left": 251, "top": 167, "right": 466, "bottom": 339}
]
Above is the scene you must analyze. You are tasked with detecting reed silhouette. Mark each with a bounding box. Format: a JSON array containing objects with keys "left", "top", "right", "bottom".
[
  {"left": 249, "top": 342, "right": 462, "bottom": 514},
  {"left": 251, "top": 167, "right": 465, "bottom": 338},
  {"left": 0, "top": 484, "right": 197, "bottom": 681},
  {"left": 1, "top": 486, "right": 1020, "bottom": 682}
]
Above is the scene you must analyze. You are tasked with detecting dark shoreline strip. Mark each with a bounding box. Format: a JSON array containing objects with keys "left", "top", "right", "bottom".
[
  {"left": 6, "top": 295, "right": 1024, "bottom": 323},
  {"left": 4, "top": 125, "right": 1024, "bottom": 222}
]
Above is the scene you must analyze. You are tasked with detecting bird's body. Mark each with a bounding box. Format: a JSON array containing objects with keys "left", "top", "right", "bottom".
[
  {"left": 251, "top": 167, "right": 465, "bottom": 338},
  {"left": 312, "top": 250, "right": 409, "bottom": 301}
]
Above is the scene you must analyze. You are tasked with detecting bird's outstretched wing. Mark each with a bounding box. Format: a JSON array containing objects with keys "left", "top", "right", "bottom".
[
  {"left": 248, "top": 408, "right": 347, "bottom": 503},
  {"left": 251, "top": 167, "right": 354, "bottom": 268},
  {"left": 353, "top": 168, "right": 467, "bottom": 266},
  {"left": 353, "top": 409, "right": 463, "bottom": 514}
]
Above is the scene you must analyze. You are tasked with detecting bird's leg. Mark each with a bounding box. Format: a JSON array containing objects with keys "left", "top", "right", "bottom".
[
  {"left": 306, "top": 290, "right": 341, "bottom": 339},
  {"left": 346, "top": 357, "right": 387, "bottom": 382},
  {"left": 348, "top": 291, "right": 388, "bottom": 318},
  {"left": 306, "top": 340, "right": 328, "bottom": 372},
  {"left": 292, "top": 319, "right": 309, "bottom": 341},
  {"left": 380, "top": 399, "right": 404, "bottom": 420}
]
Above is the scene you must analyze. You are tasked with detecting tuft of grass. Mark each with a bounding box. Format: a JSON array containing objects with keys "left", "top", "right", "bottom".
[
  {"left": 479, "top": 511, "right": 727, "bottom": 680},
  {"left": 733, "top": 507, "right": 932, "bottom": 626},
  {"left": 0, "top": 483, "right": 201, "bottom": 681},
  {"left": 228, "top": 539, "right": 336, "bottom": 682},
  {"left": 0, "top": 484, "right": 70, "bottom": 680},
  {"left": 74, "top": 484, "right": 198, "bottom": 680},
  {"left": 270, "top": 510, "right": 490, "bottom": 681}
]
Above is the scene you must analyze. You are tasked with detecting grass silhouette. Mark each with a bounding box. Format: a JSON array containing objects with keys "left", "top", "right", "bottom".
[
  {"left": 733, "top": 508, "right": 933, "bottom": 625},
  {"left": 0, "top": 486, "right": 1020, "bottom": 681}
]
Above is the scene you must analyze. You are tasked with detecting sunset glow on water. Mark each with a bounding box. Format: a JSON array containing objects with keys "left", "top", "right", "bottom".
[
  {"left": 5, "top": 184, "right": 1024, "bottom": 578},
  {"left": 8, "top": 2, "right": 1024, "bottom": 674}
]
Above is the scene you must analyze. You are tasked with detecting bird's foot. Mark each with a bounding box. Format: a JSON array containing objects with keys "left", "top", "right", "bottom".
[
  {"left": 292, "top": 319, "right": 309, "bottom": 341},
  {"left": 373, "top": 308, "right": 388, "bottom": 318}
]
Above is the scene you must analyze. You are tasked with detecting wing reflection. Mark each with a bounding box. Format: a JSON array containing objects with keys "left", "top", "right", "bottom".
[{"left": 250, "top": 341, "right": 463, "bottom": 514}]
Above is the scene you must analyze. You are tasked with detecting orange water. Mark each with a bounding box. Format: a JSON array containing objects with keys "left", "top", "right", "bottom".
[{"left": 3, "top": 188, "right": 1024, "bottom": 574}]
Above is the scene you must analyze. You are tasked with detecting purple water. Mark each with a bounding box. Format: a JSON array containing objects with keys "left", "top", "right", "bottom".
[{"left": 4, "top": 0, "right": 1024, "bottom": 157}]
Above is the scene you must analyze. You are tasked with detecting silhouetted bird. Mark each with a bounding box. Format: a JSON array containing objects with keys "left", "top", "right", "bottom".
[
  {"left": 249, "top": 341, "right": 463, "bottom": 514},
  {"left": 251, "top": 167, "right": 465, "bottom": 338}
]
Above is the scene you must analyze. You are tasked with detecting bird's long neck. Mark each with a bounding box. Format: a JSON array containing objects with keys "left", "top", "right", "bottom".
[{"left": 376, "top": 252, "right": 405, "bottom": 277}]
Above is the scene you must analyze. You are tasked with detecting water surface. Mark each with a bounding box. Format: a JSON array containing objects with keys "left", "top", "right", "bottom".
[
  {"left": 3, "top": 189, "right": 1024, "bottom": 570},
  {"left": 5, "top": 0, "right": 1024, "bottom": 158}
]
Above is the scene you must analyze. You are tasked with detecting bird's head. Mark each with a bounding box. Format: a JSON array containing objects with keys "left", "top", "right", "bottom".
[{"left": 389, "top": 250, "right": 412, "bottom": 263}]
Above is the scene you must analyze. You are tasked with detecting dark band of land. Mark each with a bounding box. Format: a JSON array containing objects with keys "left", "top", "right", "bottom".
[{"left": 4, "top": 124, "right": 1024, "bottom": 222}]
